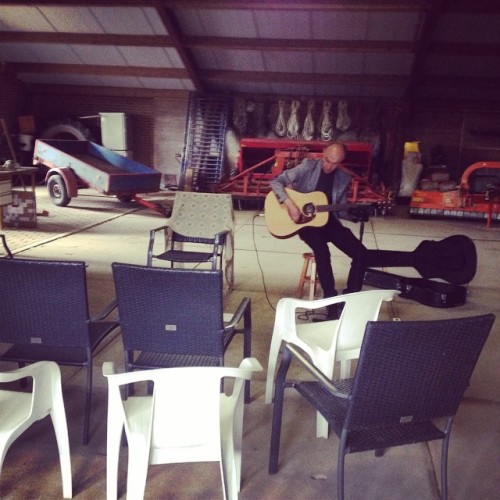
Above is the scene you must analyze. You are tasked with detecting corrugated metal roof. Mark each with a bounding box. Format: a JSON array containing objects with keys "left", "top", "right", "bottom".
[{"left": 0, "top": 1, "right": 498, "bottom": 102}]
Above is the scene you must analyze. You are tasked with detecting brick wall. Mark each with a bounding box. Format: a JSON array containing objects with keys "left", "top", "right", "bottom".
[
  {"left": 29, "top": 91, "right": 188, "bottom": 183},
  {"left": 0, "top": 77, "right": 189, "bottom": 184}
]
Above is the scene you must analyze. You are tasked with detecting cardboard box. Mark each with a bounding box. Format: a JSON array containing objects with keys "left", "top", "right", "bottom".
[{"left": 2, "top": 190, "right": 37, "bottom": 228}]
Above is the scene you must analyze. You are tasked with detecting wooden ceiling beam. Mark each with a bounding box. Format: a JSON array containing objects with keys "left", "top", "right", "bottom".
[
  {"left": 0, "top": 32, "right": 174, "bottom": 47},
  {"left": 200, "top": 69, "right": 409, "bottom": 86},
  {"left": 26, "top": 82, "right": 189, "bottom": 99},
  {"left": 6, "top": 62, "right": 189, "bottom": 79},
  {"left": 162, "top": 1, "right": 434, "bottom": 12},
  {"left": 430, "top": 42, "right": 500, "bottom": 57},
  {"left": 404, "top": 0, "right": 445, "bottom": 101},
  {"left": 153, "top": 2, "right": 205, "bottom": 92},
  {"left": 418, "top": 75, "right": 500, "bottom": 90},
  {"left": 183, "top": 36, "right": 416, "bottom": 53},
  {"left": 0, "top": 0, "right": 431, "bottom": 9},
  {"left": 1, "top": 32, "right": 497, "bottom": 58}
]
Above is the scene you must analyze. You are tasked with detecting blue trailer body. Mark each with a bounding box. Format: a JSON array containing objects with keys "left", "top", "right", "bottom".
[{"left": 33, "top": 139, "right": 162, "bottom": 197}]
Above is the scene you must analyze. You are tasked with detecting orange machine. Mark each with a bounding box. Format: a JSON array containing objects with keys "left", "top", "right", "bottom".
[
  {"left": 217, "top": 138, "right": 392, "bottom": 208},
  {"left": 409, "top": 161, "right": 500, "bottom": 227}
]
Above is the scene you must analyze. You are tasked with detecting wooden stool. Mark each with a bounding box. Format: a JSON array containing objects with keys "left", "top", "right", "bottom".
[{"left": 296, "top": 252, "right": 318, "bottom": 300}]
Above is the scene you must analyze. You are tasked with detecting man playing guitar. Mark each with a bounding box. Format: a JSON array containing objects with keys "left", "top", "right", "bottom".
[
  {"left": 270, "top": 141, "right": 366, "bottom": 320},
  {"left": 269, "top": 142, "right": 477, "bottom": 315}
]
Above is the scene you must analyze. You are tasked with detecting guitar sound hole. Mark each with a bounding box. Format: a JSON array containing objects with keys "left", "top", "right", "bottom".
[{"left": 303, "top": 203, "right": 316, "bottom": 216}]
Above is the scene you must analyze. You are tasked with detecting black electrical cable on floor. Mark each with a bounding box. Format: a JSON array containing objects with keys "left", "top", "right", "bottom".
[
  {"left": 251, "top": 212, "right": 325, "bottom": 321},
  {"left": 251, "top": 213, "right": 276, "bottom": 312}
]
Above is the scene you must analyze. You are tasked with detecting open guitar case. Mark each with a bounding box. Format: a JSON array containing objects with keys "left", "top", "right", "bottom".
[{"left": 362, "top": 234, "right": 477, "bottom": 308}]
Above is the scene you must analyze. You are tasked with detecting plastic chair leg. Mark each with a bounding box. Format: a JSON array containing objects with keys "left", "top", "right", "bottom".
[
  {"left": 83, "top": 362, "right": 92, "bottom": 445},
  {"left": 339, "top": 360, "right": 352, "bottom": 379},
  {"left": 106, "top": 420, "right": 124, "bottom": 500},
  {"left": 49, "top": 405, "right": 73, "bottom": 498},
  {"left": 220, "top": 398, "right": 239, "bottom": 500},
  {"left": 125, "top": 435, "right": 150, "bottom": 500},
  {"left": 316, "top": 414, "right": 329, "bottom": 439}
]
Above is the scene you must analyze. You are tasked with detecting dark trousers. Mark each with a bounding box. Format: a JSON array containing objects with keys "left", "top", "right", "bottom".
[{"left": 299, "top": 216, "right": 366, "bottom": 297}]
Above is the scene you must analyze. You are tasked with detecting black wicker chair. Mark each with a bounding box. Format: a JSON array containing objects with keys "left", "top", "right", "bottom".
[
  {"left": 111, "top": 262, "right": 252, "bottom": 402},
  {"left": 0, "top": 258, "right": 119, "bottom": 445},
  {"left": 269, "top": 314, "right": 495, "bottom": 500}
]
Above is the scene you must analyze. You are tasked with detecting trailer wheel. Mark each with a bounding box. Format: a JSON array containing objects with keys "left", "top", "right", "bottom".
[{"left": 47, "top": 175, "right": 71, "bottom": 207}]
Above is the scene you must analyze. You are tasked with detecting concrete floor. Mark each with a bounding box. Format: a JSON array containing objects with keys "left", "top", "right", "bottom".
[{"left": 0, "top": 187, "right": 499, "bottom": 499}]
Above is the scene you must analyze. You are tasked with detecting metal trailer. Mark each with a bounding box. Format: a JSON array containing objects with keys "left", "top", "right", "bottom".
[
  {"left": 409, "top": 161, "right": 500, "bottom": 227},
  {"left": 33, "top": 139, "right": 163, "bottom": 210}
]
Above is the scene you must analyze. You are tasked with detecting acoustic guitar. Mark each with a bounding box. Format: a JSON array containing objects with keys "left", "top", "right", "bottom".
[
  {"left": 264, "top": 188, "right": 374, "bottom": 238},
  {"left": 265, "top": 188, "right": 477, "bottom": 285}
]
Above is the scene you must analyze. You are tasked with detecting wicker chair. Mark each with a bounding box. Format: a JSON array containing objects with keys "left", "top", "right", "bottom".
[
  {"left": 265, "top": 289, "right": 400, "bottom": 438},
  {"left": 0, "top": 258, "right": 119, "bottom": 445},
  {"left": 111, "top": 262, "right": 252, "bottom": 402},
  {"left": 269, "top": 314, "right": 495, "bottom": 500}
]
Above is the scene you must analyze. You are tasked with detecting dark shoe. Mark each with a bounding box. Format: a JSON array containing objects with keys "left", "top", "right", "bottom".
[
  {"left": 312, "top": 306, "right": 341, "bottom": 322},
  {"left": 312, "top": 315, "right": 337, "bottom": 322},
  {"left": 312, "top": 302, "right": 346, "bottom": 322}
]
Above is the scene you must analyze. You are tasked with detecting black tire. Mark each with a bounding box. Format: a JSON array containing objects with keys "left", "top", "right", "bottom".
[
  {"left": 47, "top": 175, "right": 71, "bottom": 207},
  {"left": 117, "top": 194, "right": 134, "bottom": 203},
  {"left": 40, "top": 119, "right": 95, "bottom": 142}
]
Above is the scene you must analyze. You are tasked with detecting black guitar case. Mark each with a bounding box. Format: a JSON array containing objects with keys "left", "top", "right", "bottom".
[
  {"left": 363, "top": 268, "right": 468, "bottom": 308},
  {"left": 362, "top": 234, "right": 476, "bottom": 308}
]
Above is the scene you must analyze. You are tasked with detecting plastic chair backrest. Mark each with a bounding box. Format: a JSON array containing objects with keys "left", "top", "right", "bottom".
[
  {"left": 112, "top": 263, "right": 225, "bottom": 356},
  {"left": 335, "top": 289, "right": 400, "bottom": 352},
  {"left": 278, "top": 289, "right": 399, "bottom": 360},
  {"left": 104, "top": 358, "right": 261, "bottom": 499},
  {"left": 0, "top": 258, "right": 90, "bottom": 347},
  {"left": 0, "top": 361, "right": 72, "bottom": 499},
  {"left": 346, "top": 314, "right": 495, "bottom": 430}
]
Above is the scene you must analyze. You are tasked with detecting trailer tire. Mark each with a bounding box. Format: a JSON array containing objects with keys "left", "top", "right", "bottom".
[
  {"left": 47, "top": 175, "right": 71, "bottom": 207},
  {"left": 40, "top": 119, "right": 95, "bottom": 142}
]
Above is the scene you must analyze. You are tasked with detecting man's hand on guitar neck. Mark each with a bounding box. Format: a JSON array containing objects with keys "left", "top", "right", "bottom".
[{"left": 282, "top": 198, "right": 302, "bottom": 222}]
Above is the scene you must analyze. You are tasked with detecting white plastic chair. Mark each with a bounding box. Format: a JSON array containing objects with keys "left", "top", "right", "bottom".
[
  {"left": 103, "top": 358, "right": 262, "bottom": 500},
  {"left": 265, "top": 289, "right": 400, "bottom": 438},
  {"left": 0, "top": 361, "right": 72, "bottom": 499}
]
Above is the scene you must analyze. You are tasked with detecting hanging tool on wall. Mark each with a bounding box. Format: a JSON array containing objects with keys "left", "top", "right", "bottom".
[
  {"left": 286, "top": 100, "right": 301, "bottom": 139},
  {"left": 302, "top": 100, "right": 315, "bottom": 141},
  {"left": 320, "top": 100, "right": 334, "bottom": 141},
  {"left": 336, "top": 100, "right": 351, "bottom": 132},
  {"left": 275, "top": 100, "right": 287, "bottom": 137}
]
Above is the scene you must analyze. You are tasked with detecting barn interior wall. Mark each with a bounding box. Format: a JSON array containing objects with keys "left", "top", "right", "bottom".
[
  {"left": 6, "top": 87, "right": 189, "bottom": 187},
  {"left": 1, "top": 74, "right": 498, "bottom": 190},
  {"left": 405, "top": 103, "right": 500, "bottom": 182},
  {"left": 0, "top": 78, "right": 189, "bottom": 186}
]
